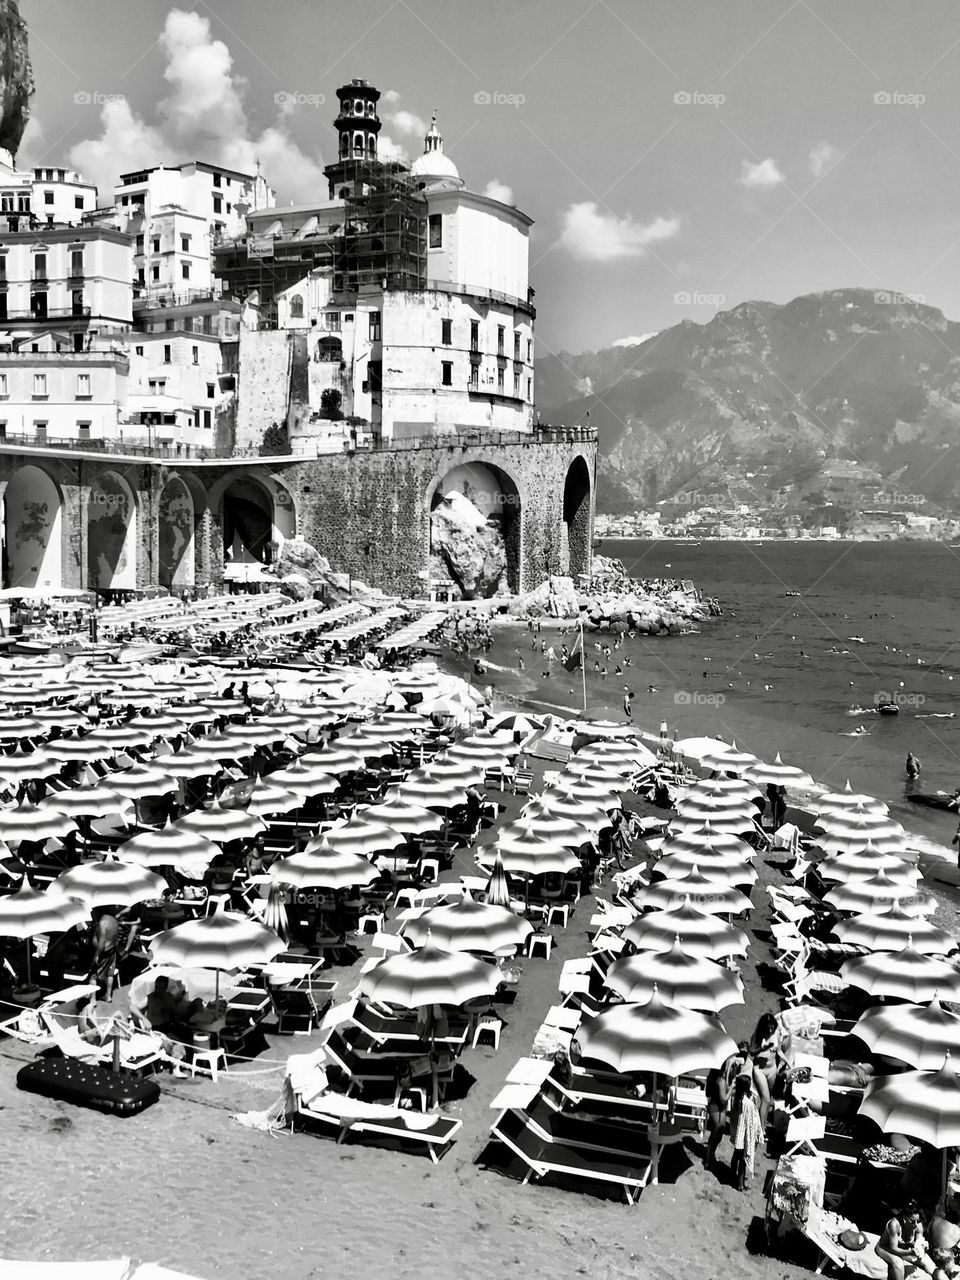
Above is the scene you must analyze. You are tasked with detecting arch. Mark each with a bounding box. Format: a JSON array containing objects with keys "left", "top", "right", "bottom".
[
  {"left": 2, "top": 464, "right": 63, "bottom": 590},
  {"left": 87, "top": 469, "right": 138, "bottom": 591},
  {"left": 289, "top": 295, "right": 304, "bottom": 319},
  {"left": 158, "top": 473, "right": 198, "bottom": 589},
  {"left": 428, "top": 459, "right": 522, "bottom": 598},
  {"left": 562, "top": 454, "right": 592, "bottom": 580},
  {"left": 222, "top": 474, "right": 277, "bottom": 567}
]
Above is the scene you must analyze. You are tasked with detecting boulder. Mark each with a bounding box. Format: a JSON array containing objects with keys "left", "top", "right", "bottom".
[
  {"left": 430, "top": 492, "right": 506, "bottom": 599},
  {"left": 0, "top": 2, "right": 32, "bottom": 157},
  {"left": 265, "top": 535, "right": 387, "bottom": 605}
]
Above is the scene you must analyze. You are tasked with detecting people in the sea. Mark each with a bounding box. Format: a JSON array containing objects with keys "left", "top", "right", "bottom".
[{"left": 906, "top": 751, "right": 922, "bottom": 778}]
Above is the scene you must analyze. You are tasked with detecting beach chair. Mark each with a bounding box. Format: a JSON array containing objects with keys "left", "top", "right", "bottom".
[
  {"left": 39, "top": 1011, "right": 166, "bottom": 1075},
  {"left": 295, "top": 1087, "right": 463, "bottom": 1162}
]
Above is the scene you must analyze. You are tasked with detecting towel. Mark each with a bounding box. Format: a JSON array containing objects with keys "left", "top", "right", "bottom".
[{"left": 732, "top": 1093, "right": 763, "bottom": 1178}]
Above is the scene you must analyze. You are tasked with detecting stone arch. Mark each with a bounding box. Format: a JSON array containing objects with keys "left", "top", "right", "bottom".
[
  {"left": 427, "top": 458, "right": 522, "bottom": 598},
  {"left": 158, "top": 472, "right": 199, "bottom": 589},
  {"left": 562, "top": 454, "right": 592, "bottom": 580},
  {"left": 222, "top": 474, "right": 276, "bottom": 566},
  {"left": 2, "top": 464, "right": 64, "bottom": 590},
  {"left": 87, "top": 469, "right": 138, "bottom": 591}
]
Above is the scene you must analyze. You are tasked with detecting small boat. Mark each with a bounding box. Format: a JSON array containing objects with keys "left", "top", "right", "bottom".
[
  {"left": 876, "top": 702, "right": 900, "bottom": 716},
  {"left": 784, "top": 591, "right": 801, "bottom": 598},
  {"left": 847, "top": 636, "right": 865, "bottom": 644},
  {"left": 907, "top": 791, "right": 960, "bottom": 811}
]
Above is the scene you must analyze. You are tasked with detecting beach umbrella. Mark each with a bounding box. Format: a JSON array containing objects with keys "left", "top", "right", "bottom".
[
  {"left": 854, "top": 999, "right": 960, "bottom": 1070},
  {"left": 0, "top": 800, "right": 76, "bottom": 845},
  {"left": 360, "top": 940, "right": 500, "bottom": 1008},
  {"left": 313, "top": 820, "right": 406, "bottom": 859},
  {"left": 605, "top": 939, "right": 745, "bottom": 1010},
  {"left": 254, "top": 712, "right": 312, "bottom": 737},
  {"left": 824, "top": 871, "right": 936, "bottom": 916},
  {"left": 0, "top": 714, "right": 43, "bottom": 739},
  {"left": 292, "top": 705, "right": 342, "bottom": 730},
  {"left": 500, "top": 814, "right": 595, "bottom": 850},
  {"left": 815, "top": 783, "right": 888, "bottom": 817},
  {"left": 55, "top": 860, "right": 166, "bottom": 908},
  {"left": 528, "top": 792, "right": 614, "bottom": 826},
  {"left": 840, "top": 942, "right": 960, "bottom": 1003},
  {"left": 117, "top": 820, "right": 220, "bottom": 872},
  {"left": 834, "top": 902, "right": 957, "bottom": 954},
  {"left": 126, "top": 713, "right": 187, "bottom": 735},
  {"left": 683, "top": 777, "right": 760, "bottom": 802},
  {"left": 668, "top": 812, "right": 757, "bottom": 838},
  {"left": 859, "top": 1057, "right": 960, "bottom": 1154},
  {"left": 220, "top": 721, "right": 291, "bottom": 747},
  {"left": 79, "top": 727, "right": 158, "bottom": 754},
  {"left": 485, "top": 712, "right": 543, "bottom": 736},
  {"left": 268, "top": 844, "right": 379, "bottom": 890},
  {"left": 0, "top": 747, "right": 64, "bottom": 784},
  {"left": 817, "top": 850, "right": 920, "bottom": 885},
  {"left": 484, "top": 851, "right": 512, "bottom": 908},
  {"left": 303, "top": 745, "right": 369, "bottom": 775},
  {"left": 673, "top": 796, "right": 761, "bottom": 826},
  {"left": 361, "top": 799, "right": 444, "bottom": 835},
  {"left": 0, "top": 880, "right": 88, "bottom": 985},
  {"left": 744, "top": 753, "right": 813, "bottom": 788},
  {"left": 401, "top": 892, "right": 533, "bottom": 953},
  {"left": 392, "top": 772, "right": 471, "bottom": 810},
  {"left": 575, "top": 989, "right": 738, "bottom": 1183},
  {"left": 107, "top": 764, "right": 179, "bottom": 799},
  {"left": 49, "top": 736, "right": 115, "bottom": 764},
  {"left": 38, "top": 785, "right": 134, "bottom": 819},
  {"left": 814, "top": 811, "right": 907, "bottom": 842},
  {"left": 654, "top": 850, "right": 758, "bottom": 888},
  {"left": 174, "top": 801, "right": 267, "bottom": 844},
  {"left": 624, "top": 896, "right": 749, "bottom": 960},
  {"left": 267, "top": 758, "right": 340, "bottom": 797},
  {"left": 239, "top": 778, "right": 301, "bottom": 817},
  {"left": 699, "top": 741, "right": 760, "bottom": 773},
  {"left": 817, "top": 830, "right": 912, "bottom": 858},
  {"left": 655, "top": 831, "right": 756, "bottom": 861},
  {"left": 159, "top": 749, "right": 226, "bottom": 781},
  {"left": 148, "top": 911, "right": 285, "bottom": 997},
  {"left": 632, "top": 866, "right": 753, "bottom": 916},
  {"left": 495, "top": 837, "right": 581, "bottom": 877}
]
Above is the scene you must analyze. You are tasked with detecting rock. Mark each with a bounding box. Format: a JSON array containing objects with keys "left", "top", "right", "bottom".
[
  {"left": 0, "top": 2, "right": 33, "bottom": 157},
  {"left": 274, "top": 535, "right": 331, "bottom": 580},
  {"left": 430, "top": 492, "right": 506, "bottom": 599},
  {"left": 265, "top": 535, "right": 389, "bottom": 605}
]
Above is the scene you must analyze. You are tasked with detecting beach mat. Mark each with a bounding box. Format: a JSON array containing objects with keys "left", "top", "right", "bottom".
[{"left": 17, "top": 1058, "right": 161, "bottom": 1117}]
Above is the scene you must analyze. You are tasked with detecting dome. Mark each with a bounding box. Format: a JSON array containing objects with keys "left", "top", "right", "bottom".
[{"left": 410, "top": 112, "right": 462, "bottom": 184}]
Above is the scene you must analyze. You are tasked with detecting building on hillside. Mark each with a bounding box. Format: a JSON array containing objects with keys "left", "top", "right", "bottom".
[
  {"left": 0, "top": 152, "right": 97, "bottom": 229},
  {"left": 224, "top": 80, "right": 535, "bottom": 452},
  {"left": 0, "top": 330, "right": 129, "bottom": 445}
]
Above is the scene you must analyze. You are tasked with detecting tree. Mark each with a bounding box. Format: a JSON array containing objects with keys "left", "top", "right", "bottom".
[
  {"left": 259, "top": 421, "right": 288, "bottom": 455},
  {"left": 320, "top": 388, "right": 343, "bottom": 420}
]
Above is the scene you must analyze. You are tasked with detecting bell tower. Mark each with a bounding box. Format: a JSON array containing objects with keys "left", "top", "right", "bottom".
[{"left": 325, "top": 79, "right": 382, "bottom": 198}]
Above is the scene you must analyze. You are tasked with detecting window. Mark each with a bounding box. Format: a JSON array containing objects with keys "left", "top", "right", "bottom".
[
  {"left": 0, "top": 421, "right": 5, "bottom": 438},
  {"left": 527, "top": 377, "right": 532, "bottom": 400},
  {"left": 441, "top": 318, "right": 452, "bottom": 345},
  {"left": 180, "top": 234, "right": 190, "bottom": 252},
  {"left": 151, "top": 265, "right": 159, "bottom": 282},
  {"left": 324, "top": 311, "right": 340, "bottom": 331},
  {"left": 468, "top": 363, "right": 479, "bottom": 391},
  {"left": 497, "top": 325, "right": 505, "bottom": 356},
  {"left": 163, "top": 344, "right": 171, "bottom": 363},
  {"left": 514, "top": 372, "right": 520, "bottom": 396},
  {"left": 470, "top": 320, "right": 479, "bottom": 351},
  {"left": 212, "top": 173, "right": 222, "bottom": 187},
  {"left": 164, "top": 319, "right": 175, "bottom": 332},
  {"left": 181, "top": 262, "right": 190, "bottom": 280},
  {"left": 137, "top": 269, "right": 145, "bottom": 286},
  {"left": 135, "top": 235, "right": 144, "bottom": 252},
  {"left": 213, "top": 195, "right": 222, "bottom": 214},
  {"left": 289, "top": 296, "right": 304, "bottom": 319},
  {"left": 33, "top": 253, "right": 46, "bottom": 280},
  {"left": 135, "top": 345, "right": 143, "bottom": 356},
  {"left": 203, "top": 409, "right": 211, "bottom": 429},
  {"left": 527, "top": 339, "right": 532, "bottom": 362},
  {"left": 441, "top": 361, "right": 453, "bottom": 386},
  {"left": 0, "top": 257, "right": 5, "bottom": 282},
  {"left": 0, "top": 296, "right": 6, "bottom": 322},
  {"left": 76, "top": 373, "right": 91, "bottom": 398},
  {"left": 33, "top": 374, "right": 47, "bottom": 397},
  {"left": 206, "top": 383, "right": 215, "bottom": 398},
  {"left": 369, "top": 311, "right": 381, "bottom": 341},
  {"left": 428, "top": 213, "right": 442, "bottom": 248},
  {"left": 152, "top": 238, "right": 160, "bottom": 253},
  {"left": 78, "top": 421, "right": 91, "bottom": 439},
  {"left": 34, "top": 421, "right": 47, "bottom": 441},
  {"left": 74, "top": 195, "right": 83, "bottom": 210},
  {"left": 17, "top": 194, "right": 28, "bottom": 213},
  {"left": 43, "top": 191, "right": 53, "bottom": 205},
  {"left": 0, "top": 374, "right": 7, "bottom": 396},
  {"left": 73, "top": 332, "right": 83, "bottom": 352},
  {"left": 71, "top": 289, "right": 83, "bottom": 316},
  {"left": 497, "top": 366, "right": 504, "bottom": 392},
  {"left": 148, "top": 378, "right": 166, "bottom": 394},
  {"left": 30, "top": 292, "right": 47, "bottom": 320},
  {"left": 0, "top": 193, "right": 10, "bottom": 212},
  {"left": 191, "top": 345, "right": 199, "bottom": 365},
  {"left": 514, "top": 331, "right": 520, "bottom": 360}
]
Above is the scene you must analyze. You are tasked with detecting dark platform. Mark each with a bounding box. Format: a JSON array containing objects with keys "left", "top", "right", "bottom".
[{"left": 16, "top": 1058, "right": 161, "bottom": 1116}]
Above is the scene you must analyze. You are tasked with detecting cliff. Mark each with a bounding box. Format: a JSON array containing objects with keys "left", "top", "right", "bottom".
[{"left": 0, "top": 0, "right": 32, "bottom": 158}]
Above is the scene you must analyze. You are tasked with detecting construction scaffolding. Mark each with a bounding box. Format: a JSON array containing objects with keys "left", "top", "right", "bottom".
[{"left": 332, "top": 160, "right": 427, "bottom": 295}]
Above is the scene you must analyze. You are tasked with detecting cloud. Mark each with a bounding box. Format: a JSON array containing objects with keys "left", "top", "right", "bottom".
[
  {"left": 389, "top": 109, "right": 427, "bottom": 137},
  {"left": 808, "top": 141, "right": 840, "bottom": 178},
  {"left": 377, "top": 133, "right": 408, "bottom": 163},
  {"left": 69, "top": 8, "right": 326, "bottom": 203},
  {"left": 483, "top": 178, "right": 513, "bottom": 204},
  {"left": 376, "top": 92, "right": 429, "bottom": 166},
  {"left": 739, "top": 157, "right": 784, "bottom": 188},
  {"left": 612, "top": 332, "right": 657, "bottom": 347},
  {"left": 559, "top": 202, "right": 680, "bottom": 262},
  {"left": 15, "top": 114, "right": 46, "bottom": 168}
]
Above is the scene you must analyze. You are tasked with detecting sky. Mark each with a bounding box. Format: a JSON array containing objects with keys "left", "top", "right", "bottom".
[{"left": 17, "top": 0, "right": 960, "bottom": 356}]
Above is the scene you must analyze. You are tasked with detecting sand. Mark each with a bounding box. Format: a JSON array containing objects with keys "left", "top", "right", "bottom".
[{"left": 3, "top": 752, "right": 934, "bottom": 1280}]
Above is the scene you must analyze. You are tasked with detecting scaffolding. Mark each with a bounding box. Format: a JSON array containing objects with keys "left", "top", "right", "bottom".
[{"left": 331, "top": 160, "right": 427, "bottom": 295}]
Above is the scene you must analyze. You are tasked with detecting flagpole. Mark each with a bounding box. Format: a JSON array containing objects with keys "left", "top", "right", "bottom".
[{"left": 579, "top": 618, "right": 587, "bottom": 714}]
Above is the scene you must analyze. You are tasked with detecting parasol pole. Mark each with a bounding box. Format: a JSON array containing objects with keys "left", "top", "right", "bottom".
[{"left": 579, "top": 618, "right": 587, "bottom": 715}]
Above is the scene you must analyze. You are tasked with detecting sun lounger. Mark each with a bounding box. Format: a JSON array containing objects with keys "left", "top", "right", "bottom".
[
  {"left": 40, "top": 1011, "right": 166, "bottom": 1075},
  {"left": 296, "top": 1088, "right": 462, "bottom": 1162},
  {"left": 488, "top": 1106, "right": 652, "bottom": 1204},
  {"left": 350, "top": 1001, "right": 469, "bottom": 1048}
]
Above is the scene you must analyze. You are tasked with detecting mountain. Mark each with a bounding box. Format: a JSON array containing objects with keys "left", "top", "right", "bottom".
[{"left": 537, "top": 289, "right": 960, "bottom": 514}]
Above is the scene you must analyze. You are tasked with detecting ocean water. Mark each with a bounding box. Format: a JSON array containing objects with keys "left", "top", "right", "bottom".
[{"left": 454, "top": 539, "right": 960, "bottom": 851}]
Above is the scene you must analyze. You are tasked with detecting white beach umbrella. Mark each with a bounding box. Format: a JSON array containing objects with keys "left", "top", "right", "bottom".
[
  {"left": 55, "top": 860, "right": 166, "bottom": 908},
  {"left": 834, "top": 902, "right": 958, "bottom": 954},
  {"left": 624, "top": 896, "right": 749, "bottom": 960},
  {"left": 605, "top": 939, "right": 745, "bottom": 1010}
]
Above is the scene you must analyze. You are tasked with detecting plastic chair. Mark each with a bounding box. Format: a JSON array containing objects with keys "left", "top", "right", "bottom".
[
  {"left": 203, "top": 894, "right": 232, "bottom": 918},
  {"left": 358, "top": 909, "right": 386, "bottom": 935},
  {"left": 472, "top": 1013, "right": 502, "bottom": 1050},
  {"left": 189, "top": 1046, "right": 228, "bottom": 1083},
  {"left": 417, "top": 858, "right": 440, "bottom": 885},
  {"left": 526, "top": 932, "right": 553, "bottom": 960},
  {"left": 546, "top": 903, "right": 570, "bottom": 928}
]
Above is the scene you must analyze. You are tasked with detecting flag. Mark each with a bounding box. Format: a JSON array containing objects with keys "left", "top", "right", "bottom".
[{"left": 562, "top": 627, "right": 583, "bottom": 673}]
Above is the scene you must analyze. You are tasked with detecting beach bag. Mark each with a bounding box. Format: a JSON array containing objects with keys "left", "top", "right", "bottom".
[{"left": 839, "top": 1229, "right": 866, "bottom": 1251}]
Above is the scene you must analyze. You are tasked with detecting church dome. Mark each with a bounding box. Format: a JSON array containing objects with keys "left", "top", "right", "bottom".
[{"left": 410, "top": 113, "right": 462, "bottom": 184}]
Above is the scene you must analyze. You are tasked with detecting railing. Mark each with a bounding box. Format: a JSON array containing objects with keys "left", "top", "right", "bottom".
[
  {"left": 0, "top": 306, "right": 93, "bottom": 321},
  {"left": 133, "top": 289, "right": 224, "bottom": 310}
]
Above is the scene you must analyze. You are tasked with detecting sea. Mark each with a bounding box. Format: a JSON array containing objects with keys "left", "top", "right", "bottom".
[{"left": 445, "top": 539, "right": 960, "bottom": 860}]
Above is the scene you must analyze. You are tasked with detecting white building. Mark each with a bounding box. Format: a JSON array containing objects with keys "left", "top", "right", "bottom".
[{"left": 0, "top": 152, "right": 97, "bottom": 228}]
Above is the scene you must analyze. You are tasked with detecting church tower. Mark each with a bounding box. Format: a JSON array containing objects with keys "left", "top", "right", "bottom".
[{"left": 324, "top": 79, "right": 383, "bottom": 199}]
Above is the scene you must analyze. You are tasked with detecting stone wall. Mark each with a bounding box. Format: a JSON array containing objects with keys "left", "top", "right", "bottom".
[{"left": 235, "top": 329, "right": 291, "bottom": 453}]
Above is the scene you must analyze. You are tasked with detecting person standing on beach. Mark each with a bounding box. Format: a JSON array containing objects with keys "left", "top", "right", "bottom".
[{"left": 623, "top": 688, "right": 635, "bottom": 719}]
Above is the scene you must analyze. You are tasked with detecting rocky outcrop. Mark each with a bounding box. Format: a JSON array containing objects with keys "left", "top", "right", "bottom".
[
  {"left": 506, "top": 575, "right": 580, "bottom": 619},
  {"left": 0, "top": 2, "right": 32, "bottom": 158},
  {"left": 266, "top": 535, "right": 392, "bottom": 605},
  {"left": 430, "top": 492, "right": 507, "bottom": 599}
]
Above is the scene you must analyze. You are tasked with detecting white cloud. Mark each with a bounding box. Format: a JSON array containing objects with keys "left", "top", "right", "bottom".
[
  {"left": 15, "top": 114, "right": 46, "bottom": 169},
  {"left": 808, "top": 141, "right": 840, "bottom": 178},
  {"left": 612, "top": 332, "right": 657, "bottom": 347},
  {"left": 377, "top": 133, "right": 408, "bottom": 163},
  {"left": 483, "top": 178, "right": 513, "bottom": 204},
  {"left": 389, "top": 109, "right": 427, "bottom": 137},
  {"left": 559, "top": 202, "right": 680, "bottom": 263},
  {"left": 739, "top": 157, "right": 784, "bottom": 188},
  {"left": 69, "top": 8, "right": 326, "bottom": 203}
]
